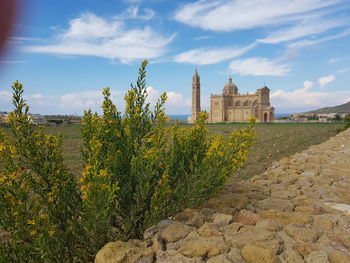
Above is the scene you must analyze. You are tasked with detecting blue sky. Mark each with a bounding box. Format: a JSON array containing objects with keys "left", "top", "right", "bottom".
[{"left": 0, "top": 0, "right": 350, "bottom": 115}]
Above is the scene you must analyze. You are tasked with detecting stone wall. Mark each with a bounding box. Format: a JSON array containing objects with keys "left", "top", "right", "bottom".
[{"left": 95, "top": 129, "right": 350, "bottom": 263}]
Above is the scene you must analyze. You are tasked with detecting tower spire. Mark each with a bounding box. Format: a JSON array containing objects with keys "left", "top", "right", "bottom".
[{"left": 191, "top": 68, "right": 201, "bottom": 123}]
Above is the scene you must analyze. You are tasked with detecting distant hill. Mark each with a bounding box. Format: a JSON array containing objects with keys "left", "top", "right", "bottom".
[{"left": 307, "top": 101, "right": 350, "bottom": 114}]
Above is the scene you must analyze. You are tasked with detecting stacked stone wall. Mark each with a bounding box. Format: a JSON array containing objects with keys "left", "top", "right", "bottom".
[{"left": 96, "top": 129, "right": 350, "bottom": 263}]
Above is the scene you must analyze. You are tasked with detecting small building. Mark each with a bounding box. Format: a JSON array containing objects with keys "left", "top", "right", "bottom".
[
  {"left": 188, "top": 70, "right": 275, "bottom": 123},
  {"left": 0, "top": 112, "right": 9, "bottom": 124}
]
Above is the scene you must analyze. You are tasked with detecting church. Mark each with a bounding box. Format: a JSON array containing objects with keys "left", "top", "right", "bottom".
[{"left": 188, "top": 70, "right": 275, "bottom": 123}]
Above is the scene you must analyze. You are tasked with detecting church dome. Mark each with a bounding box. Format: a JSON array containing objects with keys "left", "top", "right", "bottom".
[{"left": 223, "top": 77, "right": 238, "bottom": 95}]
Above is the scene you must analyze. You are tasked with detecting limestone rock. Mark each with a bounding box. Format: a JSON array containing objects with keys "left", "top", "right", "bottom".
[
  {"left": 241, "top": 244, "right": 280, "bottom": 263},
  {"left": 293, "top": 243, "right": 319, "bottom": 257},
  {"left": 143, "top": 219, "right": 174, "bottom": 240},
  {"left": 280, "top": 248, "right": 304, "bottom": 263},
  {"left": 212, "top": 213, "right": 233, "bottom": 227},
  {"left": 221, "top": 222, "right": 243, "bottom": 235},
  {"left": 197, "top": 222, "right": 222, "bottom": 237},
  {"left": 256, "top": 219, "right": 282, "bottom": 231},
  {"left": 95, "top": 240, "right": 153, "bottom": 263},
  {"left": 226, "top": 247, "right": 245, "bottom": 263},
  {"left": 160, "top": 221, "right": 193, "bottom": 243},
  {"left": 177, "top": 236, "right": 229, "bottom": 258},
  {"left": 305, "top": 250, "right": 329, "bottom": 263},
  {"left": 312, "top": 214, "right": 339, "bottom": 232},
  {"left": 237, "top": 209, "right": 262, "bottom": 225},
  {"left": 205, "top": 193, "right": 249, "bottom": 210},
  {"left": 156, "top": 250, "right": 203, "bottom": 263},
  {"left": 259, "top": 210, "right": 313, "bottom": 225},
  {"left": 329, "top": 250, "right": 350, "bottom": 263},
  {"left": 224, "top": 226, "right": 283, "bottom": 254},
  {"left": 206, "top": 254, "right": 232, "bottom": 263},
  {"left": 175, "top": 209, "right": 205, "bottom": 227},
  {"left": 284, "top": 224, "right": 322, "bottom": 243}
]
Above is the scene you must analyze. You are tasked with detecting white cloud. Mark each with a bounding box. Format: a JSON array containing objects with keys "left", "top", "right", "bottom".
[
  {"left": 25, "top": 12, "right": 174, "bottom": 63},
  {"left": 174, "top": 0, "right": 344, "bottom": 32},
  {"left": 337, "top": 68, "right": 349, "bottom": 74},
  {"left": 31, "top": 94, "right": 43, "bottom": 100},
  {"left": 303, "top": 80, "right": 314, "bottom": 90},
  {"left": 146, "top": 86, "right": 191, "bottom": 113},
  {"left": 229, "top": 58, "right": 291, "bottom": 76},
  {"left": 287, "top": 28, "right": 350, "bottom": 50},
  {"left": 328, "top": 57, "right": 350, "bottom": 63},
  {"left": 59, "top": 90, "right": 108, "bottom": 109},
  {"left": 259, "top": 16, "right": 346, "bottom": 44},
  {"left": 0, "top": 91, "right": 12, "bottom": 101},
  {"left": 271, "top": 86, "right": 350, "bottom": 112},
  {"left": 116, "top": 6, "right": 155, "bottom": 20},
  {"left": 318, "top": 75, "right": 336, "bottom": 88},
  {"left": 174, "top": 43, "right": 256, "bottom": 65},
  {"left": 194, "top": 35, "right": 213, "bottom": 41},
  {"left": 0, "top": 61, "right": 26, "bottom": 64}
]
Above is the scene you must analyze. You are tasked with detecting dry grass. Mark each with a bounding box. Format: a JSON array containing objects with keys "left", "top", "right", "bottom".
[{"left": 2, "top": 122, "right": 343, "bottom": 179}]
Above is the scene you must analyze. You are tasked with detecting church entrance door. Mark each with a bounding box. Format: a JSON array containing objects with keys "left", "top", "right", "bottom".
[{"left": 264, "top": 113, "right": 268, "bottom": 122}]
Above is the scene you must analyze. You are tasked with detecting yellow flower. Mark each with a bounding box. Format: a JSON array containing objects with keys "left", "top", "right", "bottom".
[
  {"left": 40, "top": 214, "right": 49, "bottom": 219},
  {"left": 48, "top": 230, "right": 56, "bottom": 236},
  {"left": 27, "top": 220, "right": 36, "bottom": 225},
  {"left": 30, "top": 230, "right": 37, "bottom": 236}
]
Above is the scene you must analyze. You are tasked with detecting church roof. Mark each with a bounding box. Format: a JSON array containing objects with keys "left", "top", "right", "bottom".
[{"left": 223, "top": 77, "right": 238, "bottom": 95}]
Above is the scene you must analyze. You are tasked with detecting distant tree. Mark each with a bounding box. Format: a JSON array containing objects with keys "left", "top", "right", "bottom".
[{"left": 334, "top": 114, "right": 341, "bottom": 121}]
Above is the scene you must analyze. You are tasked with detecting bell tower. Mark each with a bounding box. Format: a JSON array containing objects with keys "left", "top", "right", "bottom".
[{"left": 191, "top": 69, "right": 201, "bottom": 122}]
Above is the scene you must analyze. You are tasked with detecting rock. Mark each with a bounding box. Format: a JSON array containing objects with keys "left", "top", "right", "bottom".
[
  {"left": 143, "top": 219, "right": 174, "bottom": 240},
  {"left": 177, "top": 236, "right": 229, "bottom": 258},
  {"left": 200, "top": 208, "right": 216, "bottom": 221},
  {"left": 156, "top": 250, "right": 203, "bottom": 263},
  {"left": 259, "top": 210, "right": 313, "bottom": 225},
  {"left": 205, "top": 193, "right": 249, "bottom": 210},
  {"left": 270, "top": 190, "right": 297, "bottom": 200},
  {"left": 206, "top": 254, "right": 232, "bottom": 263},
  {"left": 305, "top": 250, "right": 329, "bottom": 263},
  {"left": 284, "top": 224, "right": 322, "bottom": 243},
  {"left": 221, "top": 222, "right": 243, "bottom": 234},
  {"left": 95, "top": 240, "right": 153, "bottom": 263},
  {"left": 256, "top": 219, "right": 282, "bottom": 231},
  {"left": 224, "top": 226, "right": 283, "bottom": 254},
  {"left": 312, "top": 214, "right": 339, "bottom": 232},
  {"left": 292, "top": 195, "right": 314, "bottom": 207},
  {"left": 280, "top": 248, "right": 304, "bottom": 263},
  {"left": 197, "top": 222, "right": 222, "bottom": 237},
  {"left": 226, "top": 247, "right": 245, "bottom": 263},
  {"left": 277, "top": 231, "right": 296, "bottom": 250},
  {"left": 237, "top": 209, "right": 262, "bottom": 225},
  {"left": 329, "top": 250, "right": 350, "bottom": 263},
  {"left": 293, "top": 243, "right": 319, "bottom": 257},
  {"left": 241, "top": 244, "right": 280, "bottom": 263},
  {"left": 151, "top": 232, "right": 164, "bottom": 251},
  {"left": 212, "top": 213, "right": 233, "bottom": 227},
  {"left": 257, "top": 197, "right": 294, "bottom": 211},
  {"left": 160, "top": 222, "right": 193, "bottom": 243},
  {"left": 174, "top": 209, "right": 205, "bottom": 227}
]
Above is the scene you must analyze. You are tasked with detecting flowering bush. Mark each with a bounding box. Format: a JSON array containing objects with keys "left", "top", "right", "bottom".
[
  {"left": 0, "top": 61, "right": 256, "bottom": 262},
  {"left": 80, "top": 60, "right": 256, "bottom": 239},
  {"left": 0, "top": 82, "right": 83, "bottom": 262}
]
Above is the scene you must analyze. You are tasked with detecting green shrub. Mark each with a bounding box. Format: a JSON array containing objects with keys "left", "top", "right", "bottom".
[
  {"left": 80, "top": 60, "right": 256, "bottom": 239},
  {"left": 336, "top": 114, "right": 350, "bottom": 133},
  {"left": 0, "top": 61, "right": 256, "bottom": 262},
  {"left": 0, "top": 82, "right": 84, "bottom": 262}
]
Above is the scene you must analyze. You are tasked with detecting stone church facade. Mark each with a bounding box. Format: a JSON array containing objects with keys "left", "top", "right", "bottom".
[{"left": 188, "top": 70, "right": 275, "bottom": 123}]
